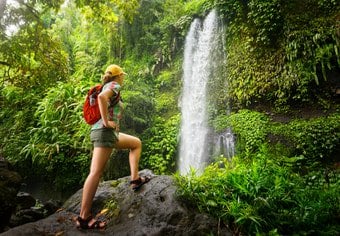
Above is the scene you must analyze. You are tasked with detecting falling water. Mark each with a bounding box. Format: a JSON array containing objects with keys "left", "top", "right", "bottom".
[
  {"left": 178, "top": 10, "right": 222, "bottom": 175},
  {"left": 214, "top": 128, "right": 235, "bottom": 161}
]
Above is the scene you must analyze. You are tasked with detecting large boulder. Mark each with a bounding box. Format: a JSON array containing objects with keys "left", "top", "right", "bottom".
[{"left": 1, "top": 170, "right": 231, "bottom": 235}]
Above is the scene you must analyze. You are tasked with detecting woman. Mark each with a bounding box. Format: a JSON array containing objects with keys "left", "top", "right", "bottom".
[{"left": 76, "top": 64, "right": 150, "bottom": 229}]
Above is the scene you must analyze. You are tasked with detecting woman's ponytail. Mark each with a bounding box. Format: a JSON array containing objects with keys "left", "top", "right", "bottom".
[{"left": 102, "top": 72, "right": 120, "bottom": 84}]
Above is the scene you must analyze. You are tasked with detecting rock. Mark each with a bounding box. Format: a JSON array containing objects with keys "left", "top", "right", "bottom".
[
  {"left": 0, "top": 170, "right": 231, "bottom": 236},
  {"left": 44, "top": 200, "right": 62, "bottom": 215},
  {"left": 16, "top": 192, "right": 36, "bottom": 210},
  {"left": 9, "top": 207, "right": 45, "bottom": 227},
  {"left": 0, "top": 160, "right": 22, "bottom": 232},
  {"left": 9, "top": 196, "right": 63, "bottom": 228}
]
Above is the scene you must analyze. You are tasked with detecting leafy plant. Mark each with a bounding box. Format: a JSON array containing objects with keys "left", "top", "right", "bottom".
[
  {"left": 184, "top": 0, "right": 213, "bottom": 16},
  {"left": 18, "top": 81, "right": 91, "bottom": 190},
  {"left": 248, "top": 0, "right": 283, "bottom": 47},
  {"left": 143, "top": 115, "right": 180, "bottom": 174},
  {"left": 273, "top": 113, "right": 340, "bottom": 163},
  {"left": 175, "top": 146, "right": 340, "bottom": 235},
  {"left": 226, "top": 110, "right": 270, "bottom": 155},
  {"left": 103, "top": 198, "right": 120, "bottom": 219},
  {"left": 0, "top": 85, "right": 38, "bottom": 165},
  {"left": 217, "top": 0, "right": 339, "bottom": 110}
]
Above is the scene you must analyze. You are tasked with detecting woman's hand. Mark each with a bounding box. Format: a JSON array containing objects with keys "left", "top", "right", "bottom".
[
  {"left": 98, "top": 89, "right": 120, "bottom": 132},
  {"left": 107, "top": 121, "right": 119, "bottom": 132}
]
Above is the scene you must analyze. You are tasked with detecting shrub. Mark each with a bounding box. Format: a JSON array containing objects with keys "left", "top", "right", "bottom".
[
  {"left": 226, "top": 109, "right": 270, "bottom": 156},
  {"left": 19, "top": 81, "right": 91, "bottom": 191},
  {"left": 175, "top": 146, "right": 340, "bottom": 235},
  {"left": 273, "top": 113, "right": 340, "bottom": 163},
  {"left": 142, "top": 115, "right": 180, "bottom": 174}
]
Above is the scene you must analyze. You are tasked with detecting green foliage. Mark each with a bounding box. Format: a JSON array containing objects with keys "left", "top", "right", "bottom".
[
  {"left": 123, "top": 0, "right": 216, "bottom": 72},
  {"left": 283, "top": 21, "right": 339, "bottom": 87},
  {"left": 0, "top": 85, "right": 38, "bottom": 163},
  {"left": 123, "top": 0, "right": 166, "bottom": 58},
  {"left": 225, "top": 36, "right": 284, "bottom": 107},
  {"left": 50, "top": 2, "right": 115, "bottom": 78},
  {"left": 116, "top": 57, "right": 156, "bottom": 135},
  {"left": 222, "top": 109, "right": 340, "bottom": 164},
  {"left": 0, "top": 27, "right": 69, "bottom": 89},
  {"left": 121, "top": 89, "right": 154, "bottom": 134},
  {"left": 184, "top": 0, "right": 214, "bottom": 16},
  {"left": 217, "top": 0, "right": 340, "bottom": 110},
  {"left": 143, "top": 115, "right": 180, "bottom": 174},
  {"left": 140, "top": 60, "right": 182, "bottom": 175},
  {"left": 154, "top": 92, "right": 176, "bottom": 117},
  {"left": 124, "top": 0, "right": 190, "bottom": 70},
  {"left": 0, "top": 80, "right": 91, "bottom": 191},
  {"left": 103, "top": 198, "right": 120, "bottom": 219},
  {"left": 155, "top": 68, "right": 178, "bottom": 91},
  {"left": 18, "top": 81, "right": 91, "bottom": 190},
  {"left": 248, "top": 0, "right": 283, "bottom": 47},
  {"left": 273, "top": 113, "right": 340, "bottom": 163},
  {"left": 215, "top": 0, "right": 246, "bottom": 26},
  {"left": 74, "top": 0, "right": 139, "bottom": 24},
  {"left": 211, "top": 114, "right": 229, "bottom": 133},
  {"left": 175, "top": 147, "right": 340, "bottom": 235},
  {"left": 0, "top": 1, "right": 69, "bottom": 90},
  {"left": 154, "top": 67, "right": 182, "bottom": 117},
  {"left": 226, "top": 110, "right": 270, "bottom": 155}
]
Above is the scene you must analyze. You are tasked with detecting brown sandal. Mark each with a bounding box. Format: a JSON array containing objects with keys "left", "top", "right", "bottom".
[
  {"left": 130, "top": 176, "right": 150, "bottom": 191},
  {"left": 76, "top": 215, "right": 106, "bottom": 229}
]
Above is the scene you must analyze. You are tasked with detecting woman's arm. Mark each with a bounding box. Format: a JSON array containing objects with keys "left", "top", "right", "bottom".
[{"left": 98, "top": 89, "right": 116, "bottom": 128}]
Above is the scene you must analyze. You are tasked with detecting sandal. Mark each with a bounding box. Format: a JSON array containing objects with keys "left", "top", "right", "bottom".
[
  {"left": 76, "top": 215, "right": 106, "bottom": 229},
  {"left": 130, "top": 176, "right": 150, "bottom": 191}
]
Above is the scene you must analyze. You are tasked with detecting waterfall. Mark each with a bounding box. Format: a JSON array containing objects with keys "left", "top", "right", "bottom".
[
  {"left": 178, "top": 10, "right": 223, "bottom": 175},
  {"left": 214, "top": 128, "right": 235, "bottom": 161}
]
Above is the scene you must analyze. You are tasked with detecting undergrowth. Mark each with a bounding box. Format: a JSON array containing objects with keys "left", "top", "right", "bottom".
[{"left": 175, "top": 146, "right": 340, "bottom": 235}]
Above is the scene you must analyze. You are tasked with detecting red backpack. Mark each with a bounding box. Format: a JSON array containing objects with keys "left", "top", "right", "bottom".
[{"left": 83, "top": 84, "right": 121, "bottom": 125}]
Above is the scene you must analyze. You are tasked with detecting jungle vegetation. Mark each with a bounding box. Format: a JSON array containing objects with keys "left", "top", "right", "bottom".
[{"left": 0, "top": 0, "right": 339, "bottom": 235}]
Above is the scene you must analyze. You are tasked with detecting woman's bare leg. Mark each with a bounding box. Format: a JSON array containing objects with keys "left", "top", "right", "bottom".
[
  {"left": 115, "top": 132, "right": 142, "bottom": 181},
  {"left": 80, "top": 147, "right": 112, "bottom": 221}
]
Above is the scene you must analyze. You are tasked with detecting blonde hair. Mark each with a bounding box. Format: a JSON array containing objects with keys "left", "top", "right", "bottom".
[{"left": 102, "top": 71, "right": 120, "bottom": 84}]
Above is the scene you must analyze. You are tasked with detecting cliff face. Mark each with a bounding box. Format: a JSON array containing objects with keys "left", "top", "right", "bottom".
[{"left": 1, "top": 170, "right": 231, "bottom": 236}]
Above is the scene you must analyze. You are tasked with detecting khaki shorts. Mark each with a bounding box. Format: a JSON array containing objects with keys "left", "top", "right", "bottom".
[{"left": 90, "top": 128, "right": 118, "bottom": 148}]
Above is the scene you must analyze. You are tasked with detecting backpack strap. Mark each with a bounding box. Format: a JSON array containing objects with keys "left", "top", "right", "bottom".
[
  {"left": 111, "top": 91, "right": 121, "bottom": 106},
  {"left": 101, "top": 81, "right": 121, "bottom": 107}
]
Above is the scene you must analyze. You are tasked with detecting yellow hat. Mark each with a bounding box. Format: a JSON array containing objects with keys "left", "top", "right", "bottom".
[{"left": 105, "top": 64, "right": 127, "bottom": 76}]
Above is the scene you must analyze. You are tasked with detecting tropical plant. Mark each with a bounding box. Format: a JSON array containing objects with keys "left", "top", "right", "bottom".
[
  {"left": 225, "top": 110, "right": 270, "bottom": 156},
  {"left": 142, "top": 115, "right": 180, "bottom": 174},
  {"left": 272, "top": 113, "right": 340, "bottom": 163},
  {"left": 18, "top": 81, "right": 91, "bottom": 190},
  {"left": 216, "top": 0, "right": 339, "bottom": 110},
  {"left": 0, "top": 85, "right": 38, "bottom": 166},
  {"left": 175, "top": 146, "right": 340, "bottom": 235}
]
